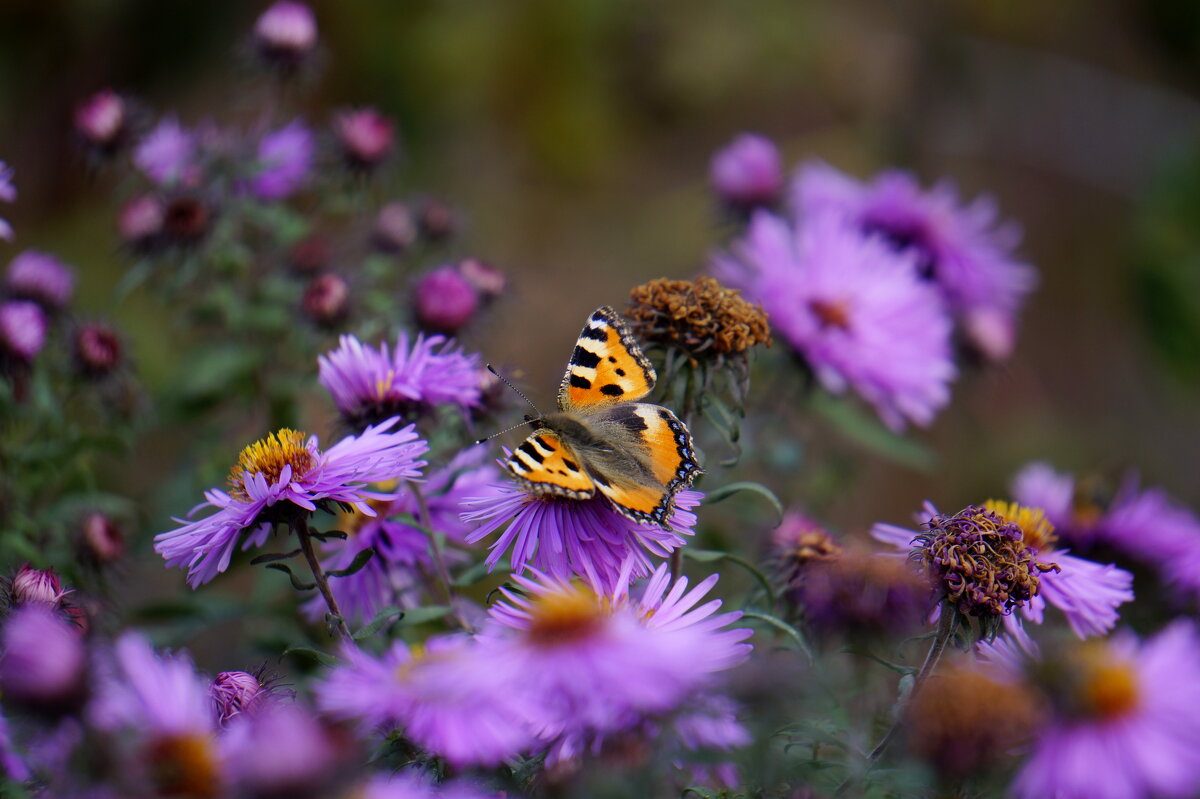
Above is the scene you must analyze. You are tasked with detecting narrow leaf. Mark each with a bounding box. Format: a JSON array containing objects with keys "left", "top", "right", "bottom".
[
  {"left": 742, "top": 610, "right": 814, "bottom": 663},
  {"left": 266, "top": 563, "right": 316, "bottom": 591},
  {"left": 250, "top": 549, "right": 302, "bottom": 565},
  {"left": 396, "top": 605, "right": 451, "bottom": 626},
  {"left": 703, "top": 481, "right": 784, "bottom": 522},
  {"left": 326, "top": 547, "right": 376, "bottom": 578},
  {"left": 281, "top": 646, "right": 337, "bottom": 667},
  {"left": 682, "top": 548, "right": 776, "bottom": 608},
  {"left": 352, "top": 605, "right": 405, "bottom": 641}
]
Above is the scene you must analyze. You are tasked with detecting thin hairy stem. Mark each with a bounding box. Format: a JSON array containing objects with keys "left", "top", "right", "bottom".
[{"left": 295, "top": 517, "right": 352, "bottom": 641}]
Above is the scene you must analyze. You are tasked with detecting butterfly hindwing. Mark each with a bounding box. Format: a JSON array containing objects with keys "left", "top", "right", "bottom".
[
  {"left": 505, "top": 430, "right": 595, "bottom": 500},
  {"left": 557, "top": 306, "right": 656, "bottom": 412}
]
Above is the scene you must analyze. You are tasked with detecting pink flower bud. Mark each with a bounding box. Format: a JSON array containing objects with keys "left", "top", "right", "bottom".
[
  {"left": 254, "top": 2, "right": 318, "bottom": 64},
  {"left": 74, "top": 90, "right": 127, "bottom": 150},
  {"left": 302, "top": 274, "right": 350, "bottom": 327},
  {"left": 414, "top": 265, "right": 478, "bottom": 335},
  {"left": 10, "top": 564, "right": 69, "bottom": 607},
  {"left": 710, "top": 133, "right": 783, "bottom": 210},
  {"left": 333, "top": 109, "right": 394, "bottom": 169}
]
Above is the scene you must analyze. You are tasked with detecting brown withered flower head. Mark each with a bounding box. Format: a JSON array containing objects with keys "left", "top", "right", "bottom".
[
  {"left": 771, "top": 511, "right": 842, "bottom": 589},
  {"left": 627, "top": 276, "right": 770, "bottom": 363},
  {"left": 905, "top": 658, "right": 1042, "bottom": 779}
]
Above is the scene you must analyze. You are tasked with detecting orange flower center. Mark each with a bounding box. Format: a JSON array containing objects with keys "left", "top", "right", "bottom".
[
  {"left": 1080, "top": 657, "right": 1140, "bottom": 720},
  {"left": 149, "top": 733, "right": 219, "bottom": 798},
  {"left": 525, "top": 584, "right": 607, "bottom": 646},
  {"left": 227, "top": 429, "right": 315, "bottom": 501},
  {"left": 808, "top": 298, "right": 852, "bottom": 330}
]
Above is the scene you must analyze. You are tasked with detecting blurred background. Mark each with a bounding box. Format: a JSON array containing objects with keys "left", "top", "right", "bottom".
[{"left": 1, "top": 0, "right": 1198, "bottom": 608}]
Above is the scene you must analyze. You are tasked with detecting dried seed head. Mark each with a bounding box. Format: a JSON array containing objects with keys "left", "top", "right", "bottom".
[{"left": 627, "top": 276, "right": 771, "bottom": 360}]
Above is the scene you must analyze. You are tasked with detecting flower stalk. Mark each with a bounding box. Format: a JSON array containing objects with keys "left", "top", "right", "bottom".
[{"left": 294, "top": 518, "right": 352, "bottom": 641}]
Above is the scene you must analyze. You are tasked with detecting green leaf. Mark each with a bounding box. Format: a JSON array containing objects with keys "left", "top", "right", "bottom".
[
  {"left": 326, "top": 547, "right": 376, "bottom": 578},
  {"left": 352, "top": 605, "right": 406, "bottom": 641},
  {"left": 742, "top": 610, "right": 814, "bottom": 663},
  {"left": 308, "top": 529, "right": 348, "bottom": 542},
  {"left": 682, "top": 548, "right": 776, "bottom": 608},
  {"left": 396, "top": 605, "right": 451, "bottom": 626},
  {"left": 810, "top": 392, "right": 937, "bottom": 471},
  {"left": 681, "top": 788, "right": 721, "bottom": 799},
  {"left": 452, "top": 558, "right": 507, "bottom": 588},
  {"left": 282, "top": 646, "right": 338, "bottom": 667},
  {"left": 702, "top": 481, "right": 784, "bottom": 522},
  {"left": 249, "top": 549, "right": 302, "bottom": 565},
  {"left": 266, "top": 563, "right": 316, "bottom": 591}
]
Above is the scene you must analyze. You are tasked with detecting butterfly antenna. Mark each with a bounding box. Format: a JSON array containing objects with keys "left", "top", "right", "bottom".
[
  {"left": 486, "top": 364, "right": 541, "bottom": 416},
  {"left": 475, "top": 416, "right": 535, "bottom": 446}
]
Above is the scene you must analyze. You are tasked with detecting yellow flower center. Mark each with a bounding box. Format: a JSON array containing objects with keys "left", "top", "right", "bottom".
[
  {"left": 1079, "top": 655, "right": 1140, "bottom": 720},
  {"left": 227, "top": 429, "right": 315, "bottom": 501},
  {"left": 335, "top": 479, "right": 398, "bottom": 535},
  {"left": 985, "top": 499, "right": 1059, "bottom": 553},
  {"left": 525, "top": 583, "right": 607, "bottom": 646},
  {"left": 149, "top": 733, "right": 220, "bottom": 798}
]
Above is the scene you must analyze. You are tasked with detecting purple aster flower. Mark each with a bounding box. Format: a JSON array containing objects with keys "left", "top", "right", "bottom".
[
  {"left": 318, "top": 332, "right": 482, "bottom": 429},
  {"left": 0, "top": 300, "right": 46, "bottom": 363},
  {"left": 0, "top": 605, "right": 87, "bottom": 714},
  {"left": 315, "top": 632, "right": 538, "bottom": 766},
  {"left": 873, "top": 500, "right": 1133, "bottom": 639},
  {"left": 74, "top": 89, "right": 127, "bottom": 151},
  {"left": 1104, "top": 476, "right": 1200, "bottom": 601},
  {"left": 133, "top": 117, "right": 196, "bottom": 186},
  {"left": 0, "top": 710, "right": 28, "bottom": 782},
  {"left": 792, "top": 161, "right": 1037, "bottom": 334},
  {"left": 0, "top": 161, "right": 15, "bottom": 241},
  {"left": 220, "top": 703, "right": 342, "bottom": 799},
  {"left": 478, "top": 564, "right": 751, "bottom": 747},
  {"left": 710, "top": 133, "right": 784, "bottom": 210},
  {"left": 5, "top": 250, "right": 74, "bottom": 309},
  {"left": 154, "top": 419, "right": 428, "bottom": 587},
  {"left": 117, "top": 193, "right": 165, "bottom": 248},
  {"left": 250, "top": 120, "right": 314, "bottom": 200},
  {"left": 209, "top": 670, "right": 276, "bottom": 728},
  {"left": 254, "top": 1, "right": 317, "bottom": 64},
  {"left": 1012, "top": 622, "right": 1200, "bottom": 799},
  {"left": 713, "top": 210, "right": 955, "bottom": 430},
  {"left": 302, "top": 445, "right": 499, "bottom": 624},
  {"left": 414, "top": 264, "right": 479, "bottom": 335},
  {"left": 333, "top": 108, "right": 394, "bottom": 169},
  {"left": 462, "top": 481, "right": 701, "bottom": 593}
]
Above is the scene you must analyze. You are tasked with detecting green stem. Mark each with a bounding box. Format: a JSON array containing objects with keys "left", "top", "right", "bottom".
[
  {"left": 295, "top": 518, "right": 352, "bottom": 641},
  {"left": 408, "top": 481, "right": 473, "bottom": 632}
]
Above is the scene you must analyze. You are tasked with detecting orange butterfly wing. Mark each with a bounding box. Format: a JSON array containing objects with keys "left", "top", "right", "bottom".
[
  {"left": 557, "top": 306, "right": 656, "bottom": 412},
  {"left": 505, "top": 430, "right": 595, "bottom": 500}
]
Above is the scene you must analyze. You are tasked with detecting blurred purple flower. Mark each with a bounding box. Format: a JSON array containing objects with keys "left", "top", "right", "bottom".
[
  {"left": 713, "top": 211, "right": 955, "bottom": 430},
  {"left": 414, "top": 264, "right": 479, "bottom": 335},
  {"left": 358, "top": 773, "right": 501, "bottom": 799},
  {"left": 154, "top": 420, "right": 427, "bottom": 587},
  {"left": 81, "top": 512, "right": 125, "bottom": 564},
  {"left": 457, "top": 257, "right": 506, "bottom": 301},
  {"left": 73, "top": 322, "right": 123, "bottom": 378},
  {"left": 74, "top": 90, "right": 127, "bottom": 150},
  {"left": 301, "top": 273, "right": 350, "bottom": 327},
  {"left": 133, "top": 117, "right": 196, "bottom": 186},
  {"left": 1013, "top": 622, "right": 1200, "bottom": 799},
  {"left": 319, "top": 332, "right": 482, "bottom": 428},
  {"left": 250, "top": 120, "right": 314, "bottom": 200},
  {"left": 372, "top": 202, "right": 417, "bottom": 253},
  {"left": 0, "top": 605, "right": 87, "bottom": 713},
  {"left": 301, "top": 445, "right": 499, "bottom": 624},
  {"left": 0, "top": 711, "right": 28, "bottom": 782},
  {"left": 710, "top": 133, "right": 783, "bottom": 210},
  {"left": 461, "top": 482, "right": 700, "bottom": 593},
  {"left": 220, "top": 703, "right": 340, "bottom": 798},
  {"left": 670, "top": 695, "right": 751, "bottom": 790},
  {"left": 6, "top": 250, "right": 74, "bottom": 309},
  {"left": 479, "top": 565, "right": 752, "bottom": 748},
  {"left": 316, "top": 632, "right": 537, "bottom": 767},
  {"left": 792, "top": 162, "right": 1036, "bottom": 341},
  {"left": 254, "top": 1, "right": 317, "bottom": 63},
  {"left": 117, "top": 193, "right": 165, "bottom": 247},
  {"left": 210, "top": 671, "right": 267, "bottom": 728},
  {"left": 0, "top": 301, "right": 46, "bottom": 362},
  {"left": 0, "top": 161, "right": 15, "bottom": 241},
  {"left": 334, "top": 108, "right": 394, "bottom": 168}
]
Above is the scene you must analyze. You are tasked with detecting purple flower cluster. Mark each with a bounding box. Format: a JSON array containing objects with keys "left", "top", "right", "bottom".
[
  {"left": 0, "top": 161, "right": 15, "bottom": 241},
  {"left": 316, "top": 564, "right": 751, "bottom": 768}
]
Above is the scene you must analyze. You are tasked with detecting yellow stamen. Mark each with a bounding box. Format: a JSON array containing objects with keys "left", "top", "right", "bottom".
[
  {"left": 227, "top": 429, "right": 315, "bottom": 501},
  {"left": 1077, "top": 645, "right": 1140, "bottom": 719},
  {"left": 525, "top": 583, "right": 607, "bottom": 646},
  {"left": 985, "top": 499, "right": 1058, "bottom": 553},
  {"left": 374, "top": 369, "right": 396, "bottom": 401}
]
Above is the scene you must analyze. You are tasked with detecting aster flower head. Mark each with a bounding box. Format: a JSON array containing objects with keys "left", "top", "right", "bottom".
[
  {"left": 154, "top": 419, "right": 427, "bottom": 587},
  {"left": 1013, "top": 622, "right": 1200, "bottom": 799},
  {"left": 372, "top": 202, "right": 417, "bottom": 253},
  {"left": 73, "top": 322, "right": 123, "bottom": 378},
  {"left": 462, "top": 481, "right": 701, "bottom": 593},
  {"left": 118, "top": 193, "right": 165, "bottom": 248},
  {"left": 480, "top": 565, "right": 752, "bottom": 746},
  {"left": 316, "top": 632, "right": 538, "bottom": 766},
  {"left": 1103, "top": 478, "right": 1200, "bottom": 600},
  {"left": 81, "top": 511, "right": 125, "bottom": 564},
  {"left": 319, "top": 331, "right": 482, "bottom": 430},
  {"left": 792, "top": 161, "right": 1037, "bottom": 334},
  {"left": 772, "top": 512, "right": 842, "bottom": 587},
  {"left": 253, "top": 1, "right": 318, "bottom": 66},
  {"left": 209, "top": 670, "right": 271, "bottom": 728},
  {"left": 626, "top": 276, "right": 771, "bottom": 367},
  {"left": 0, "top": 604, "right": 88, "bottom": 715},
  {"left": 713, "top": 211, "right": 955, "bottom": 431},
  {"left": 413, "top": 264, "right": 479, "bottom": 335},
  {"left": 250, "top": 120, "right": 314, "bottom": 200},
  {"left": 710, "top": 132, "right": 784, "bottom": 210},
  {"left": 74, "top": 89, "right": 127, "bottom": 152},
  {"left": 9, "top": 563, "right": 71, "bottom": 608},
  {"left": 302, "top": 273, "right": 350, "bottom": 328},
  {"left": 333, "top": 108, "right": 394, "bottom": 169},
  {"left": 134, "top": 117, "right": 197, "bottom": 186},
  {"left": 6, "top": 250, "right": 75, "bottom": 309},
  {"left": 220, "top": 703, "right": 342, "bottom": 799},
  {"left": 0, "top": 162, "right": 13, "bottom": 242},
  {"left": 0, "top": 300, "right": 45, "bottom": 364}
]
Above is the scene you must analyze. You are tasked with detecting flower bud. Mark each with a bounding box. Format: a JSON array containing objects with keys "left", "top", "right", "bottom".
[
  {"left": 10, "top": 564, "right": 69, "bottom": 608},
  {"left": 211, "top": 671, "right": 264, "bottom": 727},
  {"left": 371, "top": 202, "right": 416, "bottom": 253},
  {"left": 333, "top": 108, "right": 394, "bottom": 169},
  {"left": 710, "top": 133, "right": 783, "bottom": 210},
  {"left": 74, "top": 89, "right": 127, "bottom": 152},
  {"left": 254, "top": 2, "right": 317, "bottom": 66},
  {"left": 457, "top": 257, "right": 505, "bottom": 300},
  {"left": 288, "top": 234, "right": 330, "bottom": 274},
  {"left": 413, "top": 265, "right": 478, "bottom": 335},
  {"left": 0, "top": 301, "right": 46, "bottom": 363},
  {"left": 81, "top": 512, "right": 125, "bottom": 564},
  {"left": 962, "top": 306, "right": 1017, "bottom": 363},
  {"left": 302, "top": 274, "right": 349, "bottom": 327},
  {"left": 74, "top": 322, "right": 123, "bottom": 378},
  {"left": 417, "top": 198, "right": 457, "bottom": 242},
  {"left": 162, "top": 196, "right": 211, "bottom": 244},
  {"left": 5, "top": 250, "right": 75, "bottom": 310},
  {"left": 118, "top": 194, "right": 165, "bottom": 247},
  {"left": 0, "top": 605, "right": 88, "bottom": 715}
]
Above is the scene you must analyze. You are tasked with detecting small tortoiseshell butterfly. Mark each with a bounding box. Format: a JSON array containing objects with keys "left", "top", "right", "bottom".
[{"left": 504, "top": 306, "right": 702, "bottom": 528}]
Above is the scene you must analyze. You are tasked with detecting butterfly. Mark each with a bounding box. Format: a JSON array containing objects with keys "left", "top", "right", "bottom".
[{"left": 504, "top": 306, "right": 702, "bottom": 528}]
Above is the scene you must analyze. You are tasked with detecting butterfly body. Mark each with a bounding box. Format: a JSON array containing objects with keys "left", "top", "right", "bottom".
[{"left": 505, "top": 306, "right": 701, "bottom": 527}]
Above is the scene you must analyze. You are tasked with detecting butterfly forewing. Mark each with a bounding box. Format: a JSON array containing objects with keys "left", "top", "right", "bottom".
[
  {"left": 557, "top": 306, "right": 656, "bottom": 412},
  {"left": 505, "top": 430, "right": 595, "bottom": 500}
]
